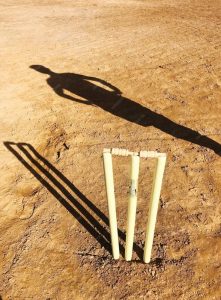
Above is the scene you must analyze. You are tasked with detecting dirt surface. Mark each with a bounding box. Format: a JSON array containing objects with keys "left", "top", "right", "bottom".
[{"left": 1, "top": 0, "right": 221, "bottom": 299}]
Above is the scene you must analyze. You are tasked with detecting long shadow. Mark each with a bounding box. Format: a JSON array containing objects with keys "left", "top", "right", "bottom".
[
  {"left": 30, "top": 65, "right": 221, "bottom": 156},
  {"left": 4, "top": 142, "right": 143, "bottom": 258}
]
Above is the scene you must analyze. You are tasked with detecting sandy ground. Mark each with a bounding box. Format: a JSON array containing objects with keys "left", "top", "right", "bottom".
[{"left": 0, "top": 0, "right": 221, "bottom": 299}]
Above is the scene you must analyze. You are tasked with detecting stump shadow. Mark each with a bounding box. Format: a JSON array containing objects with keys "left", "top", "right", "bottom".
[{"left": 4, "top": 142, "right": 143, "bottom": 259}]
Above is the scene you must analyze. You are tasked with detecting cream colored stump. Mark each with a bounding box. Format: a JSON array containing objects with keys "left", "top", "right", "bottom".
[
  {"left": 103, "top": 149, "right": 120, "bottom": 259},
  {"left": 143, "top": 156, "right": 167, "bottom": 263},
  {"left": 125, "top": 155, "right": 140, "bottom": 261}
]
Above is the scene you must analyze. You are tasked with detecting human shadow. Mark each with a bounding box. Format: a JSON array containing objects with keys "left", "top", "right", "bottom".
[
  {"left": 4, "top": 142, "right": 143, "bottom": 258},
  {"left": 30, "top": 65, "right": 221, "bottom": 156}
]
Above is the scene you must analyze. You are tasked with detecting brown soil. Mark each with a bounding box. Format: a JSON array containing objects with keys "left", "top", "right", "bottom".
[{"left": 0, "top": 0, "right": 221, "bottom": 299}]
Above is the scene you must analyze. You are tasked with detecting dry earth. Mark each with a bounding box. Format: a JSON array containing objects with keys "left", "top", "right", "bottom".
[{"left": 0, "top": 0, "right": 221, "bottom": 299}]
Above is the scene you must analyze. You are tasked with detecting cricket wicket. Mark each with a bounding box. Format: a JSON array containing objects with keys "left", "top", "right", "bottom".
[{"left": 103, "top": 148, "right": 166, "bottom": 263}]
